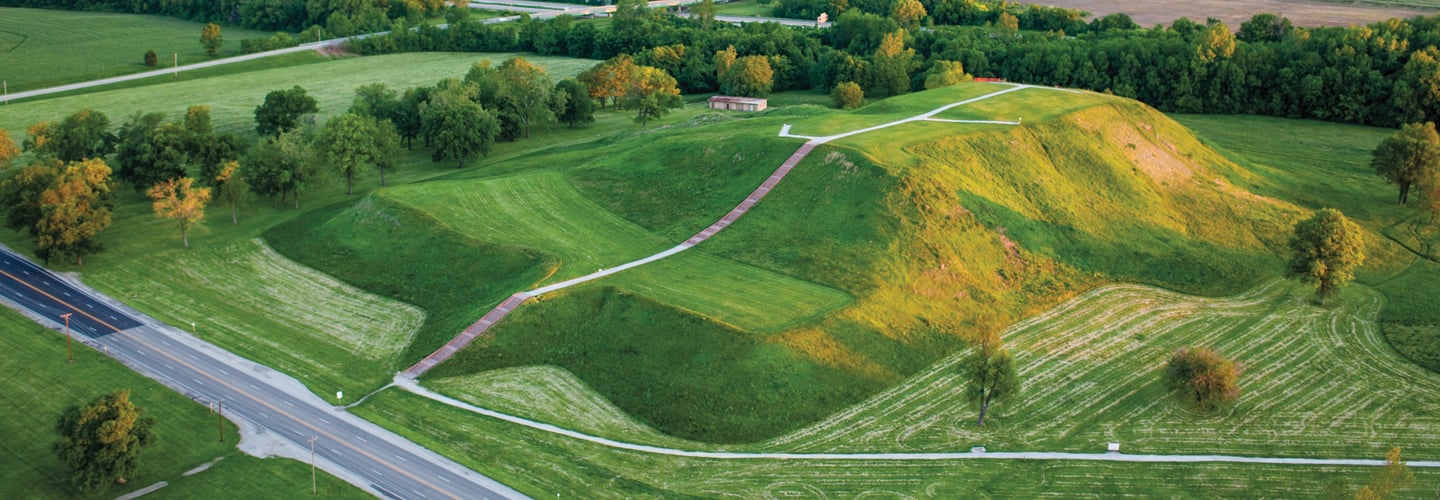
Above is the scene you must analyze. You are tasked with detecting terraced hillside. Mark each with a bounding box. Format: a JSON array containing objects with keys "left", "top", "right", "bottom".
[{"left": 281, "top": 83, "right": 1320, "bottom": 442}]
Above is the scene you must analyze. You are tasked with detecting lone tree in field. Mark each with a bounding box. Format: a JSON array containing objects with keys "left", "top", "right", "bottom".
[
  {"left": 214, "top": 161, "right": 249, "bottom": 225},
  {"left": 1372, "top": 122, "right": 1440, "bottom": 205},
  {"left": 833, "top": 81, "right": 864, "bottom": 109},
  {"left": 1355, "top": 447, "right": 1415, "bottom": 499},
  {"left": 37, "top": 158, "right": 114, "bottom": 265},
  {"left": 143, "top": 50, "right": 158, "bottom": 67},
  {"left": 200, "top": 23, "right": 223, "bottom": 57},
  {"left": 1288, "top": 208, "right": 1366, "bottom": 304},
  {"left": 1164, "top": 346, "right": 1241, "bottom": 412},
  {"left": 254, "top": 86, "right": 319, "bottom": 136},
  {"left": 962, "top": 334, "right": 1020, "bottom": 426},
  {"left": 53, "top": 389, "right": 156, "bottom": 493},
  {"left": 148, "top": 177, "right": 211, "bottom": 248}
]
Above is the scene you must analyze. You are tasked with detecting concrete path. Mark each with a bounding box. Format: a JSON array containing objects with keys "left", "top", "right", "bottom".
[
  {"left": 395, "top": 377, "right": 1440, "bottom": 467},
  {"left": 403, "top": 84, "right": 1034, "bottom": 377}
]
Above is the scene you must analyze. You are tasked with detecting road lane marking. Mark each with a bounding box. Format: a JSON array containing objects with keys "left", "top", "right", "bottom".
[
  {"left": 284, "top": 400, "right": 295, "bottom": 407},
  {"left": 0, "top": 259, "right": 467, "bottom": 499}
]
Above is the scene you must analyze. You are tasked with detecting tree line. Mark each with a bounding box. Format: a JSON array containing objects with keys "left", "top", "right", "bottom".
[{"left": 0, "top": 0, "right": 452, "bottom": 35}]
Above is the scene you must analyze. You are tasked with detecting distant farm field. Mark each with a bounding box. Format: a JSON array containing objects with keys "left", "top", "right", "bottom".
[
  {"left": 0, "top": 7, "right": 275, "bottom": 93},
  {"left": 1039, "top": 0, "right": 1433, "bottom": 29}
]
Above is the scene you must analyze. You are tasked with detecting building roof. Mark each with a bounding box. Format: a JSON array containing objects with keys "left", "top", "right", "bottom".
[{"left": 708, "top": 96, "right": 767, "bottom": 104}]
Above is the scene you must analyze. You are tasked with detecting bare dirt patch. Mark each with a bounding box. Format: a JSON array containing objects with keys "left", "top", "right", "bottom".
[{"left": 1037, "top": 0, "right": 1432, "bottom": 28}]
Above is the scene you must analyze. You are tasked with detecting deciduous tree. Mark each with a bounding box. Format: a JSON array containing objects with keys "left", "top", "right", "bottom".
[
  {"left": 1, "top": 161, "right": 60, "bottom": 235},
  {"left": 923, "top": 60, "right": 971, "bottom": 89},
  {"left": 1355, "top": 447, "right": 1415, "bottom": 499},
  {"left": 36, "top": 158, "right": 113, "bottom": 265},
  {"left": 200, "top": 22, "right": 224, "bottom": 57},
  {"left": 890, "top": 0, "right": 926, "bottom": 31},
  {"left": 148, "top": 177, "right": 211, "bottom": 248},
  {"left": 0, "top": 128, "right": 18, "bottom": 167},
  {"left": 254, "top": 86, "right": 319, "bottom": 136},
  {"left": 554, "top": 78, "right": 595, "bottom": 128},
  {"left": 53, "top": 390, "right": 156, "bottom": 493},
  {"left": 421, "top": 84, "right": 499, "bottom": 168},
  {"left": 1372, "top": 122, "right": 1440, "bottom": 205},
  {"left": 626, "top": 66, "right": 683, "bottom": 126},
  {"left": 314, "top": 113, "right": 380, "bottom": 194},
  {"left": 25, "top": 109, "right": 115, "bottom": 163},
  {"left": 1164, "top": 346, "right": 1241, "bottom": 412},
  {"left": 245, "top": 130, "right": 314, "bottom": 208},
  {"left": 498, "top": 57, "right": 556, "bottom": 139},
  {"left": 114, "top": 112, "right": 188, "bottom": 192},
  {"left": 1288, "top": 208, "right": 1366, "bottom": 304},
  {"left": 870, "top": 30, "right": 914, "bottom": 97},
  {"left": 720, "top": 55, "right": 775, "bottom": 97},
  {"left": 579, "top": 55, "right": 638, "bottom": 111},
  {"left": 963, "top": 334, "right": 1020, "bottom": 426},
  {"left": 832, "top": 80, "right": 864, "bottom": 109},
  {"left": 214, "top": 161, "right": 249, "bottom": 225}
]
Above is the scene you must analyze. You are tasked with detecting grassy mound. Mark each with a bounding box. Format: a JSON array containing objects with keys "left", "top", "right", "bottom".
[{"left": 264, "top": 195, "right": 557, "bottom": 361}]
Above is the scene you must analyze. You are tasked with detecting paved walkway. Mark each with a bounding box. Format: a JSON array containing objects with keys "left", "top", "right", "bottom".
[
  {"left": 403, "top": 85, "right": 1034, "bottom": 377},
  {"left": 394, "top": 376, "right": 1440, "bottom": 467}
]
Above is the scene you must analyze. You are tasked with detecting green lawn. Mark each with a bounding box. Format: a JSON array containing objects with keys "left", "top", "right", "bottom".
[
  {"left": 0, "top": 52, "right": 598, "bottom": 140},
  {"left": 712, "top": 0, "right": 777, "bottom": 16},
  {"left": 0, "top": 7, "right": 275, "bottom": 93},
  {"left": 0, "top": 306, "right": 362, "bottom": 499}
]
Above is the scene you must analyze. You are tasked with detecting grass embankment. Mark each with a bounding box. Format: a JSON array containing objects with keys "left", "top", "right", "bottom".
[
  {"left": 390, "top": 86, "right": 1305, "bottom": 443},
  {"left": 1175, "top": 113, "right": 1440, "bottom": 373},
  {"left": 0, "top": 52, "right": 614, "bottom": 397},
  {"left": 0, "top": 7, "right": 275, "bottom": 93},
  {"left": 0, "top": 307, "right": 361, "bottom": 499}
]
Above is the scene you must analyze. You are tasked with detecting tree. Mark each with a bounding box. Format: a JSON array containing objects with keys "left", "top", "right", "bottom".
[
  {"left": 314, "top": 113, "right": 381, "bottom": 194},
  {"left": 497, "top": 57, "right": 556, "bottom": 139},
  {"left": 714, "top": 45, "right": 737, "bottom": 77},
  {"left": 373, "top": 120, "right": 400, "bottom": 186},
  {"left": 244, "top": 130, "right": 314, "bottom": 208},
  {"left": 1288, "top": 208, "right": 1366, "bottom": 304},
  {"left": 1355, "top": 447, "right": 1415, "bottom": 499},
  {"left": 1164, "top": 346, "right": 1241, "bottom": 412},
  {"left": 996, "top": 12, "right": 1019, "bottom": 32},
  {"left": 254, "top": 86, "right": 319, "bottom": 136},
  {"left": 200, "top": 22, "right": 224, "bottom": 57},
  {"left": 832, "top": 80, "right": 864, "bottom": 109},
  {"left": 720, "top": 55, "right": 775, "bottom": 98},
  {"left": 1371, "top": 122, "right": 1440, "bottom": 205},
  {"left": 890, "top": 0, "right": 926, "bottom": 31},
  {"left": 924, "top": 60, "right": 971, "bottom": 89},
  {"left": 626, "top": 66, "right": 683, "bottom": 126},
  {"left": 0, "top": 128, "right": 18, "bottom": 167},
  {"left": 421, "top": 92, "right": 499, "bottom": 168},
  {"left": 144, "top": 50, "right": 158, "bottom": 67},
  {"left": 53, "top": 390, "right": 156, "bottom": 493},
  {"left": 870, "top": 30, "right": 914, "bottom": 97},
  {"left": 36, "top": 158, "right": 113, "bottom": 265},
  {"left": 214, "top": 161, "right": 249, "bottom": 225},
  {"left": 1238, "top": 13, "right": 1292, "bottom": 43},
  {"left": 962, "top": 335, "right": 1020, "bottom": 426},
  {"left": 579, "top": 55, "right": 638, "bottom": 111},
  {"left": 114, "top": 112, "right": 188, "bottom": 192},
  {"left": 147, "top": 177, "right": 211, "bottom": 248},
  {"left": 692, "top": 0, "right": 717, "bottom": 29},
  {"left": 26, "top": 109, "right": 115, "bottom": 163},
  {"left": 1, "top": 161, "right": 60, "bottom": 235},
  {"left": 554, "top": 78, "right": 595, "bottom": 128},
  {"left": 1194, "top": 22, "right": 1236, "bottom": 62}
]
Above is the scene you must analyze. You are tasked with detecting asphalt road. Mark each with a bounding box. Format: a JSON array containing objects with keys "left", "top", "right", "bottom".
[{"left": 0, "top": 246, "right": 524, "bottom": 500}]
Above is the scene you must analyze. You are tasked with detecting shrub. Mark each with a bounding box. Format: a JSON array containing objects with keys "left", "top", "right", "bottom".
[
  {"left": 1164, "top": 346, "right": 1241, "bottom": 412},
  {"left": 143, "top": 50, "right": 157, "bottom": 67},
  {"left": 832, "top": 81, "right": 864, "bottom": 109}
]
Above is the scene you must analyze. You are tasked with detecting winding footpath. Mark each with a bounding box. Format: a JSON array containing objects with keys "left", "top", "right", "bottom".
[{"left": 404, "top": 84, "right": 1039, "bottom": 378}]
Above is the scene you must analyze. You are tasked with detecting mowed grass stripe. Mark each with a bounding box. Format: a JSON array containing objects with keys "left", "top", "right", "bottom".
[
  {"left": 387, "top": 171, "right": 850, "bottom": 332},
  {"left": 769, "top": 281, "right": 1440, "bottom": 459}
]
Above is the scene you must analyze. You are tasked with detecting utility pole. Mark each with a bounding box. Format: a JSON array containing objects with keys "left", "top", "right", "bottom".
[
  {"left": 60, "top": 313, "right": 73, "bottom": 363},
  {"left": 308, "top": 436, "right": 318, "bottom": 495},
  {"left": 173, "top": 53, "right": 178, "bottom": 78},
  {"left": 217, "top": 400, "right": 224, "bottom": 442}
]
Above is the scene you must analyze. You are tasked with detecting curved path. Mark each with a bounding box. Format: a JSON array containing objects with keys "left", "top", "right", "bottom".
[
  {"left": 404, "top": 84, "right": 1039, "bottom": 378},
  {"left": 394, "top": 376, "right": 1440, "bottom": 468}
]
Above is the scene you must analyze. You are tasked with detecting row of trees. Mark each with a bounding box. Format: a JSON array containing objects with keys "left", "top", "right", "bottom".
[{"left": 0, "top": 0, "right": 451, "bottom": 35}]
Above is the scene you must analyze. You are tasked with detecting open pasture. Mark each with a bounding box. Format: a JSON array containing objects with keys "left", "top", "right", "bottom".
[{"left": 0, "top": 7, "right": 274, "bottom": 93}]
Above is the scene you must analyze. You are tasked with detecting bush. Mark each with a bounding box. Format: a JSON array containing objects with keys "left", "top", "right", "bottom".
[
  {"left": 143, "top": 49, "right": 157, "bottom": 67},
  {"left": 1164, "top": 346, "right": 1241, "bottom": 412},
  {"left": 832, "top": 81, "right": 864, "bottom": 109}
]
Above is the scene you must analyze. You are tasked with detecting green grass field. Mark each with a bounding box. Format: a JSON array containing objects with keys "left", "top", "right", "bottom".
[
  {"left": 0, "top": 306, "right": 362, "bottom": 499},
  {"left": 0, "top": 8, "right": 275, "bottom": 93}
]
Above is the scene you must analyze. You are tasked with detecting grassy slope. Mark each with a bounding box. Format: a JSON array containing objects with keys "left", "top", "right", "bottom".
[
  {"left": 0, "top": 7, "right": 275, "bottom": 93},
  {"left": 1174, "top": 113, "right": 1440, "bottom": 373},
  {"left": 0, "top": 307, "right": 362, "bottom": 499},
  {"left": 393, "top": 85, "right": 1310, "bottom": 443}
]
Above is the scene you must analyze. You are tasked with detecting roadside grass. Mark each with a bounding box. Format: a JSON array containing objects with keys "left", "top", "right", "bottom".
[
  {"left": 0, "top": 306, "right": 361, "bottom": 499},
  {"left": 713, "top": 0, "right": 777, "bottom": 17},
  {"left": 147, "top": 454, "right": 366, "bottom": 499},
  {"left": 0, "top": 7, "right": 274, "bottom": 93},
  {"left": 0, "top": 52, "right": 596, "bottom": 140},
  {"left": 354, "top": 389, "right": 1440, "bottom": 497},
  {"left": 17, "top": 51, "right": 332, "bottom": 103}
]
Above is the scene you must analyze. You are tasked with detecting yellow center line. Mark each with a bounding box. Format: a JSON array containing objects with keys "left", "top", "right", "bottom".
[{"left": 0, "top": 267, "right": 464, "bottom": 499}]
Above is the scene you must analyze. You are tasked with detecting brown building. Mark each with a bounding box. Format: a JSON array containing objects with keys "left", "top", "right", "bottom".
[{"left": 708, "top": 96, "right": 768, "bottom": 112}]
